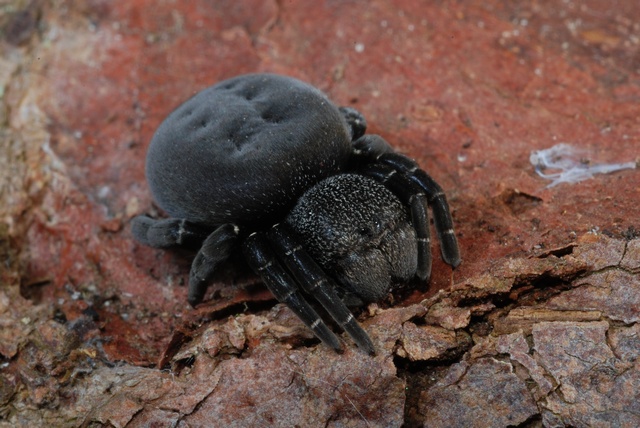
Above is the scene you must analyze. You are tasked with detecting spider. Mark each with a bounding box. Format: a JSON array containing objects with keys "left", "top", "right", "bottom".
[{"left": 132, "top": 73, "right": 461, "bottom": 355}]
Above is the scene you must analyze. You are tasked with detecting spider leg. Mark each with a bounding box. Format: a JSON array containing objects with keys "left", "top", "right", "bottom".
[
  {"left": 353, "top": 135, "right": 461, "bottom": 268},
  {"left": 379, "top": 155, "right": 461, "bottom": 268},
  {"left": 187, "top": 224, "right": 238, "bottom": 306},
  {"left": 339, "top": 106, "right": 367, "bottom": 140},
  {"left": 243, "top": 232, "right": 343, "bottom": 353},
  {"left": 268, "top": 223, "right": 376, "bottom": 355},
  {"left": 360, "top": 164, "right": 432, "bottom": 280},
  {"left": 131, "top": 216, "right": 213, "bottom": 249}
]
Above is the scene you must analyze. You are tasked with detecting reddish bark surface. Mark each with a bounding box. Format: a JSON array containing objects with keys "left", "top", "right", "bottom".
[{"left": 1, "top": 1, "right": 638, "bottom": 427}]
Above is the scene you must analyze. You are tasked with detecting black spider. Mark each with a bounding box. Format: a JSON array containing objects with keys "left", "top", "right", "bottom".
[{"left": 132, "top": 73, "right": 461, "bottom": 355}]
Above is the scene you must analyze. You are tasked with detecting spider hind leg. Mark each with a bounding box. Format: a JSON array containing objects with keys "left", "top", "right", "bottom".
[
  {"left": 187, "top": 224, "right": 238, "bottom": 306},
  {"left": 131, "top": 216, "right": 214, "bottom": 249}
]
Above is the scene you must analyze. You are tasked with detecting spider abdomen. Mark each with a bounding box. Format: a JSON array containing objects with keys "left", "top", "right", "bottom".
[{"left": 145, "top": 74, "right": 352, "bottom": 227}]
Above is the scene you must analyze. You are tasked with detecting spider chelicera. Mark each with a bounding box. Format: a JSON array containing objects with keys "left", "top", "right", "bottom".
[{"left": 132, "top": 73, "right": 461, "bottom": 354}]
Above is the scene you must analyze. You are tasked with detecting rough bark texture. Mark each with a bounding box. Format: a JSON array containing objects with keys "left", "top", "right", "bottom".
[{"left": 1, "top": 1, "right": 639, "bottom": 427}]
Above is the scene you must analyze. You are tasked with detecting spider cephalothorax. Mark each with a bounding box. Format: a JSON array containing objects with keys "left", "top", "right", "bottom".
[{"left": 132, "top": 73, "right": 461, "bottom": 354}]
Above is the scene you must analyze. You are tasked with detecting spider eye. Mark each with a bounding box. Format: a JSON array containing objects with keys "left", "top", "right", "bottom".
[{"left": 358, "top": 227, "right": 374, "bottom": 237}]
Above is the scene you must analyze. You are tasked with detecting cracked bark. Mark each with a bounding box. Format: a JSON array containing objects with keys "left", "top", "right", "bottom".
[{"left": 3, "top": 229, "right": 638, "bottom": 426}]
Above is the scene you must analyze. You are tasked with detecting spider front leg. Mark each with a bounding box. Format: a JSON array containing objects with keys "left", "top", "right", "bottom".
[
  {"left": 353, "top": 135, "right": 462, "bottom": 269},
  {"left": 268, "top": 223, "right": 376, "bottom": 355},
  {"left": 243, "top": 232, "right": 344, "bottom": 353},
  {"left": 360, "top": 164, "right": 433, "bottom": 280}
]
